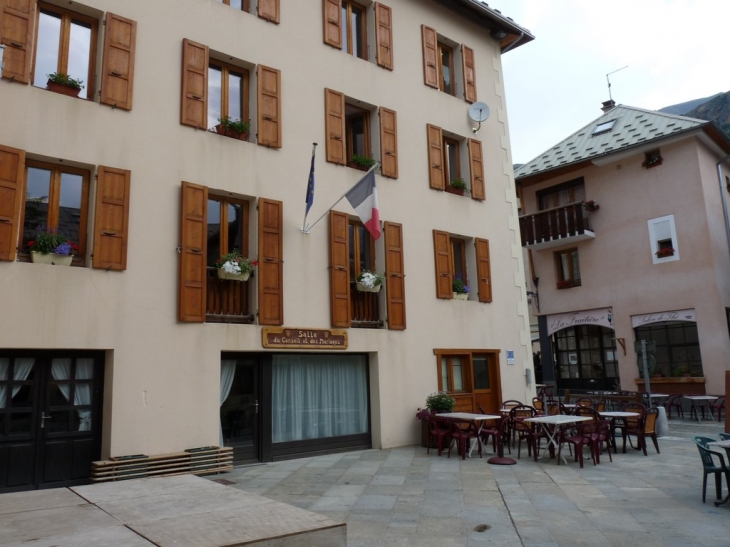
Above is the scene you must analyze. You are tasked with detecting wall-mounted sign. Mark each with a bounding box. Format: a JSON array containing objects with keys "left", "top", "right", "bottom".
[
  {"left": 631, "top": 309, "right": 696, "bottom": 328},
  {"left": 506, "top": 350, "right": 515, "bottom": 365},
  {"left": 262, "top": 327, "right": 348, "bottom": 350},
  {"left": 547, "top": 307, "right": 613, "bottom": 336}
]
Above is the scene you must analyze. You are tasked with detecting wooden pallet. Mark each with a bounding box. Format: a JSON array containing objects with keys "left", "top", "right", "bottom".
[{"left": 91, "top": 446, "right": 234, "bottom": 483}]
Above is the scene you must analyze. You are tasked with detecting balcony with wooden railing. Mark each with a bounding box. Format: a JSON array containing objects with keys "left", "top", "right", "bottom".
[
  {"left": 350, "top": 282, "right": 383, "bottom": 328},
  {"left": 206, "top": 268, "right": 254, "bottom": 324},
  {"left": 519, "top": 201, "right": 596, "bottom": 250}
]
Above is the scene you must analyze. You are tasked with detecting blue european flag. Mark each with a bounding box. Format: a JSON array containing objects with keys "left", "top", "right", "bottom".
[{"left": 305, "top": 150, "right": 316, "bottom": 215}]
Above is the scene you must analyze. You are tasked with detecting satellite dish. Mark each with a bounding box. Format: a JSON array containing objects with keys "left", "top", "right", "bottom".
[{"left": 468, "top": 102, "right": 490, "bottom": 134}]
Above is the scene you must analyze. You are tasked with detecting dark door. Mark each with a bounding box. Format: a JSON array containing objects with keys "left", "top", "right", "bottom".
[
  {"left": 220, "top": 356, "right": 261, "bottom": 464},
  {"left": 0, "top": 352, "right": 105, "bottom": 493}
]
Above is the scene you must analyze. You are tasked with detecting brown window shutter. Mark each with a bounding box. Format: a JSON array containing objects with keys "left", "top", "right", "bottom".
[
  {"left": 257, "top": 0, "right": 280, "bottom": 24},
  {"left": 0, "top": 144, "right": 25, "bottom": 261},
  {"left": 325, "top": 88, "right": 346, "bottom": 165},
  {"left": 180, "top": 39, "right": 208, "bottom": 128},
  {"left": 93, "top": 166, "right": 131, "bottom": 271},
  {"left": 468, "top": 138, "right": 485, "bottom": 200},
  {"left": 475, "top": 238, "right": 492, "bottom": 303},
  {"left": 100, "top": 13, "right": 137, "bottom": 110},
  {"left": 0, "top": 0, "right": 35, "bottom": 83},
  {"left": 462, "top": 44, "right": 477, "bottom": 103},
  {"left": 258, "top": 198, "right": 284, "bottom": 325},
  {"left": 374, "top": 3, "right": 393, "bottom": 70},
  {"left": 384, "top": 221, "right": 406, "bottom": 330},
  {"left": 379, "top": 107, "right": 398, "bottom": 178},
  {"left": 323, "top": 0, "right": 342, "bottom": 49},
  {"left": 427, "top": 124, "right": 444, "bottom": 190},
  {"left": 178, "top": 181, "right": 208, "bottom": 322},
  {"left": 329, "top": 210, "right": 351, "bottom": 328},
  {"left": 257, "top": 65, "right": 282, "bottom": 148},
  {"left": 421, "top": 24, "right": 438, "bottom": 88},
  {"left": 433, "top": 230, "right": 452, "bottom": 299}
]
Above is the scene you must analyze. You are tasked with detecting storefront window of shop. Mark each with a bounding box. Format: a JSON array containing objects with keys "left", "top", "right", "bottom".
[
  {"left": 271, "top": 354, "right": 368, "bottom": 442},
  {"left": 554, "top": 325, "right": 618, "bottom": 390},
  {"left": 634, "top": 321, "right": 703, "bottom": 377}
]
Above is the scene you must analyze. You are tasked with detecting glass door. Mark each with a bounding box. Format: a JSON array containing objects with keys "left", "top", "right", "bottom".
[{"left": 220, "top": 356, "right": 261, "bottom": 464}]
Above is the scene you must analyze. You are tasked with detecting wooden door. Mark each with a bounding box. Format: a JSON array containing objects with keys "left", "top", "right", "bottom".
[{"left": 472, "top": 353, "right": 501, "bottom": 414}]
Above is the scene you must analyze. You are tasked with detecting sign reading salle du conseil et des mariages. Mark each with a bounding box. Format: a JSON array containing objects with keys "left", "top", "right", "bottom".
[{"left": 262, "top": 327, "right": 348, "bottom": 350}]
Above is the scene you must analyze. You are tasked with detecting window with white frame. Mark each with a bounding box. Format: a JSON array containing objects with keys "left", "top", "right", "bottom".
[{"left": 648, "top": 215, "right": 679, "bottom": 263}]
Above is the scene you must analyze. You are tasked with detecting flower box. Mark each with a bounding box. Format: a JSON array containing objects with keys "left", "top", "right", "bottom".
[
  {"left": 356, "top": 281, "right": 381, "bottom": 293},
  {"left": 46, "top": 80, "right": 82, "bottom": 98},
  {"left": 217, "top": 269, "right": 250, "bottom": 281},
  {"left": 214, "top": 124, "right": 248, "bottom": 141},
  {"left": 452, "top": 292, "right": 468, "bottom": 300},
  {"left": 31, "top": 251, "right": 73, "bottom": 266}
]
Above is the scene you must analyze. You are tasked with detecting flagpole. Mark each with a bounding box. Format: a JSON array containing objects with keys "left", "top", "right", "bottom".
[
  {"left": 303, "top": 161, "right": 380, "bottom": 234},
  {"left": 301, "top": 143, "right": 318, "bottom": 233}
]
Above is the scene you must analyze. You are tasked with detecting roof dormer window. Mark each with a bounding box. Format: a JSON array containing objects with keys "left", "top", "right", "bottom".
[{"left": 592, "top": 119, "right": 616, "bottom": 136}]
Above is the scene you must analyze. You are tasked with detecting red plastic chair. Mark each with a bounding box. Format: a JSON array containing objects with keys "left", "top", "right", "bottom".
[
  {"left": 426, "top": 416, "right": 452, "bottom": 457},
  {"left": 623, "top": 408, "right": 660, "bottom": 456},
  {"left": 664, "top": 394, "right": 684, "bottom": 419},
  {"left": 557, "top": 421, "right": 593, "bottom": 468},
  {"left": 713, "top": 396, "right": 725, "bottom": 422},
  {"left": 447, "top": 419, "right": 481, "bottom": 460}
]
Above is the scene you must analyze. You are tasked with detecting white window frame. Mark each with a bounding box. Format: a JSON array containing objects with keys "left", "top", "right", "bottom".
[{"left": 648, "top": 214, "right": 679, "bottom": 264}]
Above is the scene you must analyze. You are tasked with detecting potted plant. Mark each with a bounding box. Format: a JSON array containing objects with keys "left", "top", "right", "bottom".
[
  {"left": 452, "top": 276, "right": 469, "bottom": 300},
  {"left": 46, "top": 72, "right": 84, "bottom": 98},
  {"left": 673, "top": 367, "right": 692, "bottom": 377},
  {"left": 583, "top": 200, "right": 600, "bottom": 211},
  {"left": 348, "top": 154, "right": 376, "bottom": 171},
  {"left": 556, "top": 279, "right": 574, "bottom": 289},
  {"left": 214, "top": 116, "right": 250, "bottom": 140},
  {"left": 27, "top": 230, "right": 78, "bottom": 266},
  {"left": 656, "top": 247, "right": 675, "bottom": 258},
  {"left": 416, "top": 392, "right": 456, "bottom": 447},
  {"left": 215, "top": 250, "right": 257, "bottom": 281},
  {"left": 356, "top": 270, "right": 384, "bottom": 293},
  {"left": 447, "top": 178, "right": 468, "bottom": 196}
]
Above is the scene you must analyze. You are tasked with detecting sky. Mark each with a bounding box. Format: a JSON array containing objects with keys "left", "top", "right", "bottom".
[{"left": 499, "top": 0, "right": 730, "bottom": 165}]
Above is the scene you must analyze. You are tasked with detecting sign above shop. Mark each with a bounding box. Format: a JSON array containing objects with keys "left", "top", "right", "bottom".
[
  {"left": 631, "top": 309, "right": 696, "bottom": 328},
  {"left": 547, "top": 307, "right": 613, "bottom": 336},
  {"left": 262, "top": 327, "right": 348, "bottom": 350}
]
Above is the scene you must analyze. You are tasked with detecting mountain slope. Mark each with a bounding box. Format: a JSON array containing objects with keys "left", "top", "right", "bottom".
[
  {"left": 658, "top": 93, "right": 722, "bottom": 115},
  {"left": 682, "top": 91, "right": 730, "bottom": 136}
]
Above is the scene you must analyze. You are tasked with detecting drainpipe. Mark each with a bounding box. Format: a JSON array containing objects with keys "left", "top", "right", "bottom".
[
  {"left": 501, "top": 31, "right": 525, "bottom": 54},
  {"left": 717, "top": 154, "right": 730, "bottom": 257}
]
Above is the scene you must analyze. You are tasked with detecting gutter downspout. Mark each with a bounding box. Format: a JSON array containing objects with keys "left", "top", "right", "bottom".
[
  {"left": 717, "top": 154, "right": 730, "bottom": 257},
  {"left": 501, "top": 31, "right": 525, "bottom": 54}
]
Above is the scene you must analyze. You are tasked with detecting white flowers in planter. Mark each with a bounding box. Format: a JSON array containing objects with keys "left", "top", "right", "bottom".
[{"left": 356, "top": 270, "right": 385, "bottom": 292}]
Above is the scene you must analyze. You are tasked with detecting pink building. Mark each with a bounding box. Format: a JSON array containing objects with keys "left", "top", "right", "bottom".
[{"left": 516, "top": 101, "right": 730, "bottom": 397}]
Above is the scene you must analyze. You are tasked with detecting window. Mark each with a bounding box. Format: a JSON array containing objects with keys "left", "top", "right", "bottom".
[
  {"left": 555, "top": 248, "right": 580, "bottom": 289},
  {"left": 32, "top": 3, "right": 98, "bottom": 100},
  {"left": 426, "top": 125, "right": 485, "bottom": 200},
  {"left": 642, "top": 149, "right": 663, "bottom": 169},
  {"left": 433, "top": 230, "right": 492, "bottom": 302},
  {"left": 443, "top": 136, "right": 461, "bottom": 192},
  {"left": 214, "top": 0, "right": 279, "bottom": 22},
  {"left": 346, "top": 104, "right": 371, "bottom": 162},
  {"left": 21, "top": 161, "right": 90, "bottom": 263},
  {"left": 323, "top": 2, "right": 393, "bottom": 69},
  {"left": 349, "top": 220, "right": 374, "bottom": 281},
  {"left": 441, "top": 355, "right": 466, "bottom": 392},
  {"left": 341, "top": 0, "right": 366, "bottom": 59},
  {"left": 648, "top": 215, "right": 679, "bottom": 263},
  {"left": 215, "top": 0, "right": 249, "bottom": 10},
  {"left": 438, "top": 42, "right": 454, "bottom": 95},
  {"left": 592, "top": 119, "right": 616, "bottom": 136},
  {"left": 553, "top": 326, "right": 618, "bottom": 390},
  {"left": 421, "top": 26, "right": 477, "bottom": 102},
  {"left": 207, "top": 60, "right": 249, "bottom": 132},
  {"left": 635, "top": 321, "right": 703, "bottom": 377},
  {"left": 207, "top": 196, "right": 249, "bottom": 269},
  {"left": 538, "top": 178, "right": 585, "bottom": 210}
]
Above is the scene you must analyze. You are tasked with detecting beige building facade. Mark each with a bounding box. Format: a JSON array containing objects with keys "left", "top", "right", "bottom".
[
  {"left": 0, "top": 0, "right": 534, "bottom": 491},
  {"left": 516, "top": 103, "right": 730, "bottom": 399}
]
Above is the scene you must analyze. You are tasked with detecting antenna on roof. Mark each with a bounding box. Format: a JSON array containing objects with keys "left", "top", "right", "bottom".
[{"left": 606, "top": 65, "right": 628, "bottom": 102}]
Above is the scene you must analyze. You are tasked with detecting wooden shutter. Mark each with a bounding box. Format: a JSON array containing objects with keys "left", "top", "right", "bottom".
[
  {"left": 427, "top": 124, "right": 444, "bottom": 190},
  {"left": 421, "top": 25, "right": 438, "bottom": 88},
  {"left": 379, "top": 107, "right": 398, "bottom": 178},
  {"left": 329, "top": 210, "right": 351, "bottom": 328},
  {"left": 384, "top": 221, "right": 406, "bottom": 330},
  {"left": 0, "top": 0, "right": 35, "bottom": 83},
  {"left": 100, "top": 13, "right": 137, "bottom": 110},
  {"left": 257, "top": 0, "right": 280, "bottom": 24},
  {"left": 180, "top": 39, "right": 208, "bottom": 128},
  {"left": 258, "top": 198, "right": 284, "bottom": 326},
  {"left": 93, "top": 166, "right": 131, "bottom": 271},
  {"left": 462, "top": 44, "right": 477, "bottom": 103},
  {"left": 468, "top": 138, "right": 485, "bottom": 201},
  {"left": 433, "top": 230, "right": 452, "bottom": 299},
  {"left": 374, "top": 3, "right": 393, "bottom": 70},
  {"left": 257, "top": 65, "right": 282, "bottom": 148},
  {"left": 0, "top": 144, "right": 24, "bottom": 261},
  {"left": 323, "top": 0, "right": 342, "bottom": 49},
  {"left": 178, "top": 182, "right": 208, "bottom": 322},
  {"left": 325, "top": 88, "right": 346, "bottom": 165},
  {"left": 475, "top": 238, "right": 492, "bottom": 303}
]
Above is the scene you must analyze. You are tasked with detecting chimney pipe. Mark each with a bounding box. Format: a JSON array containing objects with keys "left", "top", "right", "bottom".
[{"left": 601, "top": 100, "right": 616, "bottom": 113}]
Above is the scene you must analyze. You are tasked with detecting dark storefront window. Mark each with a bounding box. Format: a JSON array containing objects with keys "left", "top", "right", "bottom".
[
  {"left": 634, "top": 321, "right": 702, "bottom": 377},
  {"left": 554, "top": 325, "right": 618, "bottom": 390}
]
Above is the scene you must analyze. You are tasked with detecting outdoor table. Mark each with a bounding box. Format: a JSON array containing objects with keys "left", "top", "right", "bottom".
[
  {"left": 438, "top": 412, "right": 500, "bottom": 458},
  {"left": 523, "top": 415, "right": 593, "bottom": 464},
  {"left": 684, "top": 395, "right": 718, "bottom": 422},
  {"left": 707, "top": 440, "right": 730, "bottom": 506},
  {"left": 644, "top": 393, "right": 669, "bottom": 407},
  {"left": 600, "top": 411, "right": 640, "bottom": 453}
]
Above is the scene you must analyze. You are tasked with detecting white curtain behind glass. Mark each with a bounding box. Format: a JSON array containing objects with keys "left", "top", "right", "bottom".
[
  {"left": 271, "top": 354, "right": 368, "bottom": 443},
  {"left": 51, "top": 358, "right": 93, "bottom": 431},
  {"left": 219, "top": 360, "right": 236, "bottom": 446},
  {"left": 0, "top": 358, "right": 35, "bottom": 408}
]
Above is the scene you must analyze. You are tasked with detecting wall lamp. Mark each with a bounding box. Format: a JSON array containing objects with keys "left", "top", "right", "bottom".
[
  {"left": 526, "top": 290, "right": 539, "bottom": 313},
  {"left": 491, "top": 29, "right": 508, "bottom": 40}
]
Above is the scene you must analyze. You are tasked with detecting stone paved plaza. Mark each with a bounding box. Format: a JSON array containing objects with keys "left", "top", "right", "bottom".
[{"left": 218, "top": 418, "right": 730, "bottom": 547}]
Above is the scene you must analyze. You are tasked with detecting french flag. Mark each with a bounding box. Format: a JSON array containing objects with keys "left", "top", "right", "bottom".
[{"left": 345, "top": 169, "right": 381, "bottom": 240}]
